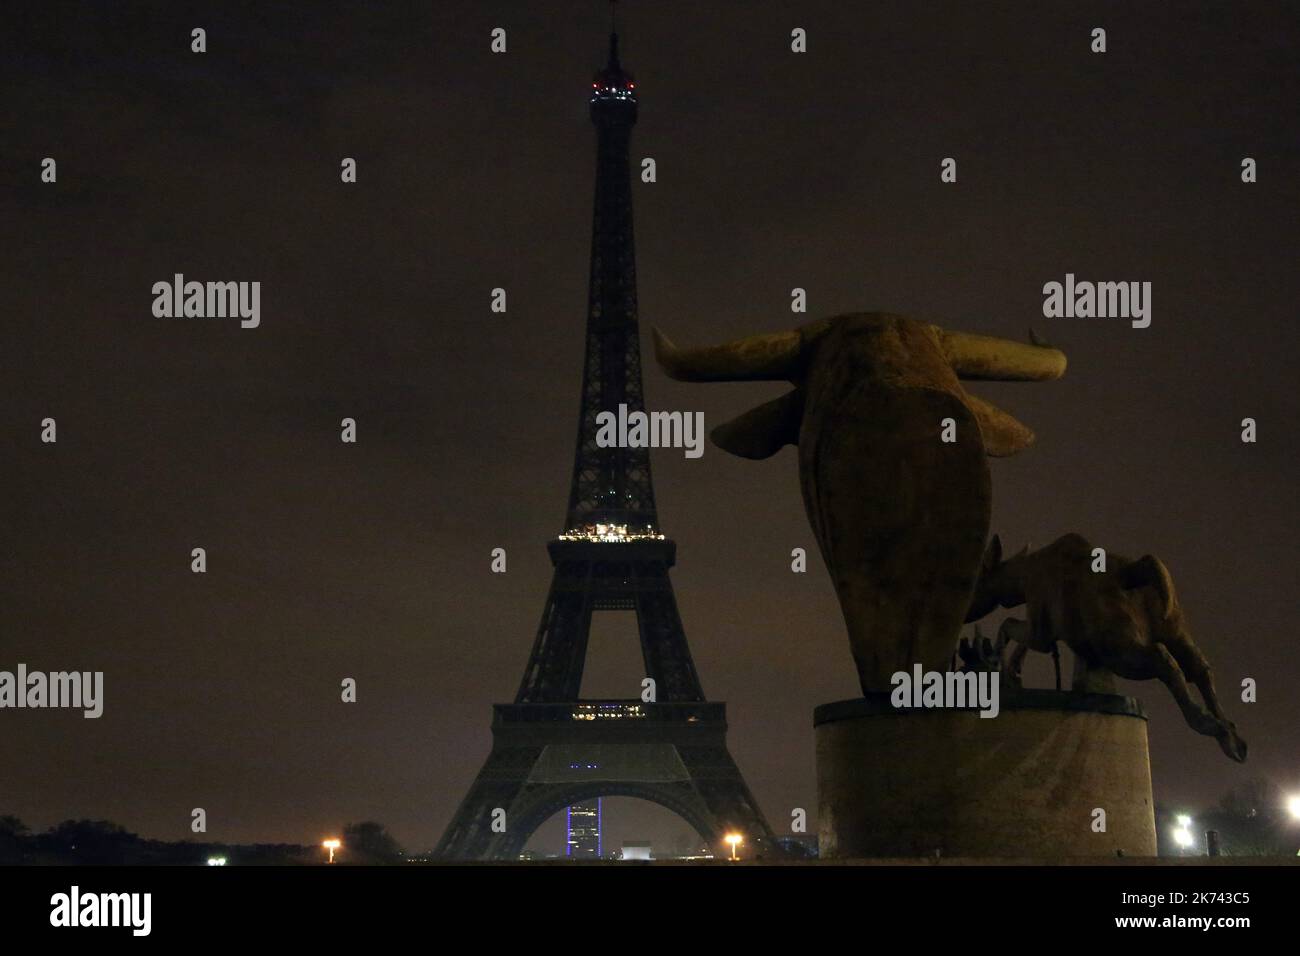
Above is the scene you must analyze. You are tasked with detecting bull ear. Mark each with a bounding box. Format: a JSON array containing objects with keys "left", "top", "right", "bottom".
[
  {"left": 959, "top": 390, "right": 1036, "bottom": 457},
  {"left": 711, "top": 390, "right": 803, "bottom": 459}
]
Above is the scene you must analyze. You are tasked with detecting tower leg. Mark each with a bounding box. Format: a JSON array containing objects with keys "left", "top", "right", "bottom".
[
  {"left": 435, "top": 706, "right": 781, "bottom": 861},
  {"left": 433, "top": 745, "right": 542, "bottom": 860}
]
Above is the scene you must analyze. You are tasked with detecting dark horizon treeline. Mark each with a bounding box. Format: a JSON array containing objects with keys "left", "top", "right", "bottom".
[
  {"left": 0, "top": 817, "right": 404, "bottom": 866},
  {"left": 2, "top": 779, "right": 1293, "bottom": 863}
]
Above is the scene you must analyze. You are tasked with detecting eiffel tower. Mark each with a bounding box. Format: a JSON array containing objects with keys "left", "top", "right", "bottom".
[{"left": 434, "top": 25, "right": 777, "bottom": 861}]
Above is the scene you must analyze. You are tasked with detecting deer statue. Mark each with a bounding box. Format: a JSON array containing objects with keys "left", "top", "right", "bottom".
[{"left": 966, "top": 533, "right": 1247, "bottom": 762}]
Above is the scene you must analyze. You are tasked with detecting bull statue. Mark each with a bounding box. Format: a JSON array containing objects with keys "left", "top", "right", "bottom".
[
  {"left": 967, "top": 533, "right": 1247, "bottom": 762},
  {"left": 653, "top": 312, "right": 1066, "bottom": 692}
]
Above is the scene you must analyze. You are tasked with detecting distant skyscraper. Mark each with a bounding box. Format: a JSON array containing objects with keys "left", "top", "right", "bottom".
[{"left": 567, "top": 799, "right": 602, "bottom": 857}]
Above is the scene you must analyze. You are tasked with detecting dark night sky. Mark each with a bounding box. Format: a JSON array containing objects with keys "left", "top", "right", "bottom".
[{"left": 3, "top": 1, "right": 1297, "bottom": 853}]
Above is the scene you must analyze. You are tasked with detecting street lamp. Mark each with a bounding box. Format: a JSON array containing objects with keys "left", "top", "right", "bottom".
[
  {"left": 322, "top": 838, "right": 341, "bottom": 864},
  {"left": 1286, "top": 795, "right": 1300, "bottom": 821},
  {"left": 724, "top": 833, "right": 742, "bottom": 861},
  {"left": 1172, "top": 815, "right": 1194, "bottom": 852}
]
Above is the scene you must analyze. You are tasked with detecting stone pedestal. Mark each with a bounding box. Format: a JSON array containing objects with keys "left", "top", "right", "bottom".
[{"left": 814, "top": 689, "right": 1157, "bottom": 858}]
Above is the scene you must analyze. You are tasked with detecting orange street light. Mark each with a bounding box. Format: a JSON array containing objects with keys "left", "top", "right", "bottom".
[
  {"left": 724, "top": 833, "right": 742, "bottom": 861},
  {"left": 323, "top": 838, "right": 341, "bottom": 864}
]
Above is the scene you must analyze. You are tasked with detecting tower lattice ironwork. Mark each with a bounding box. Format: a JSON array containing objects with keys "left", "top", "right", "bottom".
[{"left": 434, "top": 29, "right": 777, "bottom": 861}]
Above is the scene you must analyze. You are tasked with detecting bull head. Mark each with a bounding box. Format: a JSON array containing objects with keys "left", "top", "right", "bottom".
[{"left": 654, "top": 312, "right": 1066, "bottom": 692}]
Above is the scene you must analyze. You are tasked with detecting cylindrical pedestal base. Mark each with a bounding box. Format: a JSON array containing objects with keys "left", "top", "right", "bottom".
[{"left": 815, "top": 690, "right": 1157, "bottom": 858}]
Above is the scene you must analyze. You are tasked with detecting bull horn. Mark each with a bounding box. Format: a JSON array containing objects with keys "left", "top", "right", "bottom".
[
  {"left": 938, "top": 329, "right": 1067, "bottom": 382},
  {"left": 652, "top": 326, "right": 803, "bottom": 382}
]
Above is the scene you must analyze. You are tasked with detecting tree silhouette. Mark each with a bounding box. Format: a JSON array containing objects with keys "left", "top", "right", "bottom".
[
  {"left": 0, "top": 816, "right": 29, "bottom": 864},
  {"left": 37, "top": 819, "right": 142, "bottom": 865},
  {"left": 341, "top": 821, "right": 403, "bottom": 863}
]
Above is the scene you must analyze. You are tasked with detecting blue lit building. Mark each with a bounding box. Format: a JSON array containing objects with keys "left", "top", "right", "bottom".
[{"left": 566, "top": 799, "right": 602, "bottom": 857}]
